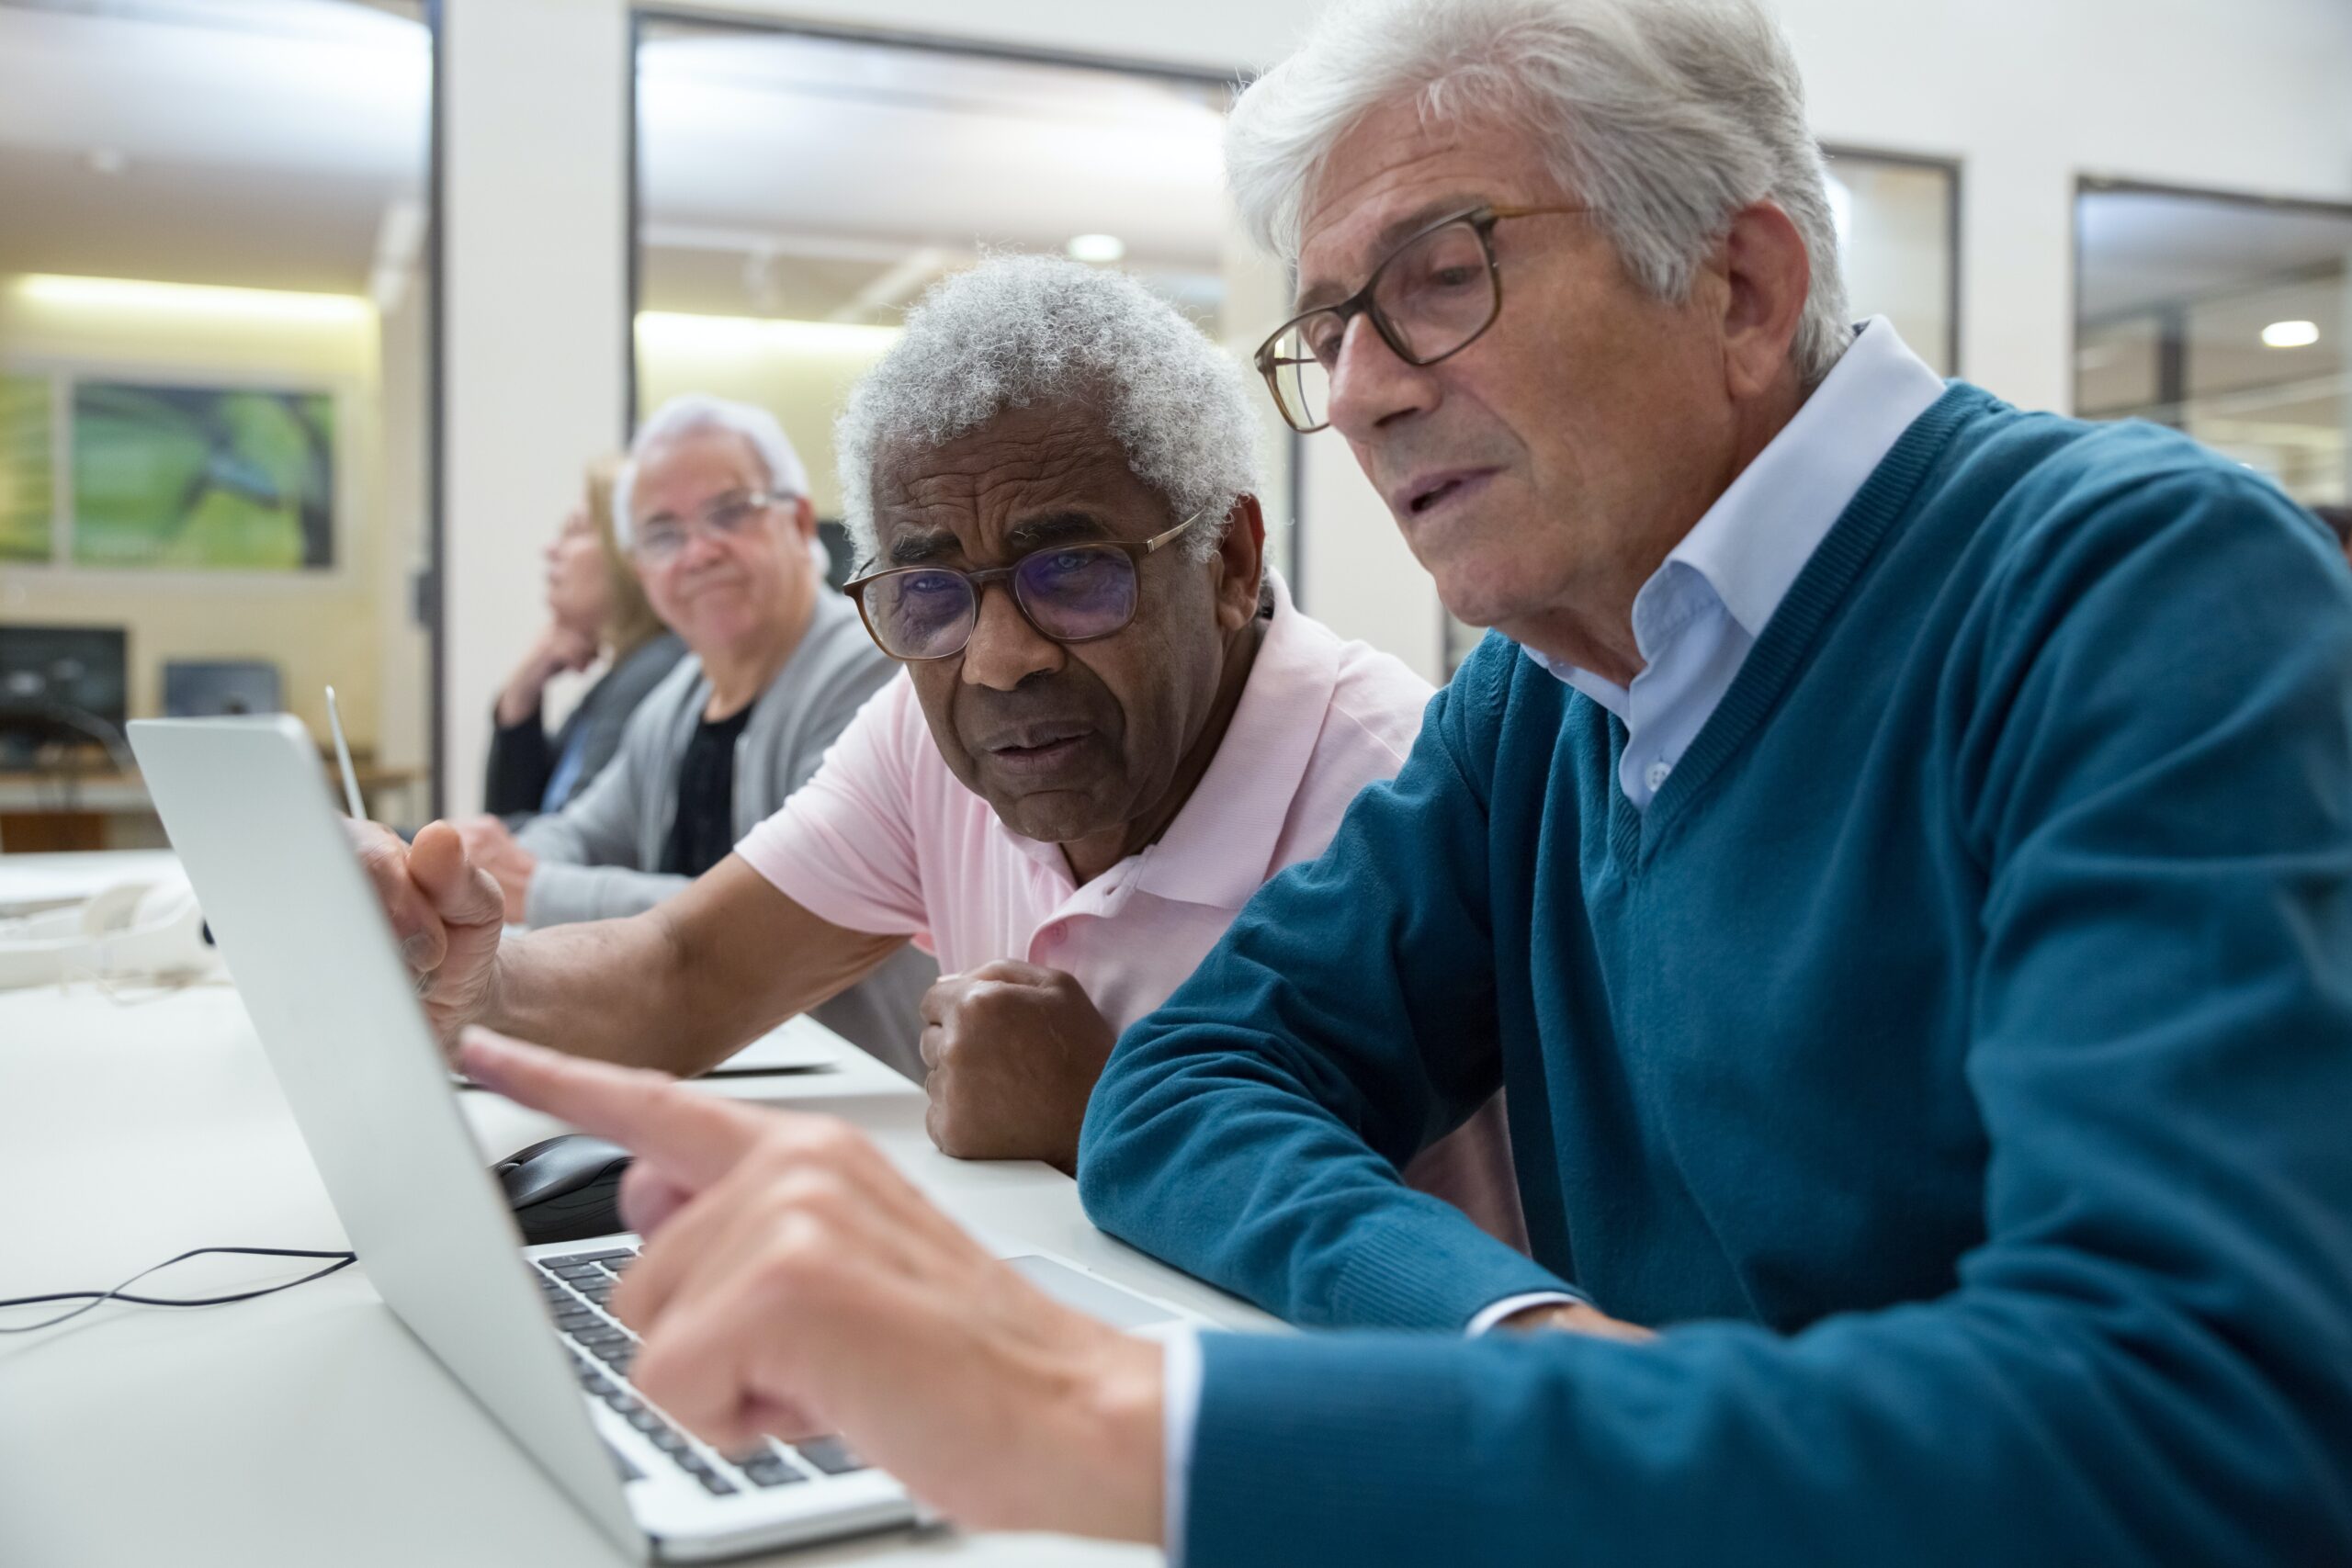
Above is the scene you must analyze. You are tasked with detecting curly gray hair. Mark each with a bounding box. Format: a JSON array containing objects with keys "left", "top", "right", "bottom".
[
  {"left": 1226, "top": 0, "right": 1850, "bottom": 387},
  {"left": 835, "top": 254, "right": 1261, "bottom": 570}
]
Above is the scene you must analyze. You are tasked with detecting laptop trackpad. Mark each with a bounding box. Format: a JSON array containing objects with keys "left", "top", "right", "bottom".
[{"left": 1001, "top": 1255, "right": 1180, "bottom": 1330}]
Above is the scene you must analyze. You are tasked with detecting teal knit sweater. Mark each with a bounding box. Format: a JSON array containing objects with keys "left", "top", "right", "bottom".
[{"left": 1080, "top": 386, "right": 2352, "bottom": 1565}]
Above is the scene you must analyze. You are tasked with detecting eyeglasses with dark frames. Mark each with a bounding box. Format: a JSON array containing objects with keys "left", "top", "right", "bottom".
[
  {"left": 842, "top": 509, "right": 1210, "bottom": 662},
  {"left": 1253, "top": 203, "right": 1588, "bottom": 434}
]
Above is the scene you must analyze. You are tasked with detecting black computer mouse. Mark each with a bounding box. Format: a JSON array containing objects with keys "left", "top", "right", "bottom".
[{"left": 494, "top": 1134, "right": 634, "bottom": 1245}]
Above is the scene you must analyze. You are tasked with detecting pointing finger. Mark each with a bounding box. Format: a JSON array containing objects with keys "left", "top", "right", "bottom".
[
  {"left": 458, "top": 1029, "right": 759, "bottom": 1191},
  {"left": 619, "top": 1160, "right": 695, "bottom": 1237}
]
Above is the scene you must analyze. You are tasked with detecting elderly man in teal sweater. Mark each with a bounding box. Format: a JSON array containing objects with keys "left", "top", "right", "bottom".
[{"left": 454, "top": 0, "right": 2352, "bottom": 1561}]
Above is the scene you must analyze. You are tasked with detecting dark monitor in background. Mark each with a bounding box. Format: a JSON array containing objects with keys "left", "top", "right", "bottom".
[
  {"left": 0, "top": 625, "right": 130, "bottom": 769},
  {"left": 164, "top": 660, "right": 283, "bottom": 718}
]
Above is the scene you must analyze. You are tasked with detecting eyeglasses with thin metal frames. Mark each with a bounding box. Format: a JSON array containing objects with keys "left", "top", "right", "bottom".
[{"left": 629, "top": 489, "right": 794, "bottom": 562}]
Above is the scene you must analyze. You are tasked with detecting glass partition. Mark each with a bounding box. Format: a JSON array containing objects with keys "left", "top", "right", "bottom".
[
  {"left": 0, "top": 0, "right": 434, "bottom": 848},
  {"left": 2076, "top": 180, "right": 2349, "bottom": 510},
  {"left": 632, "top": 16, "right": 1295, "bottom": 591}
]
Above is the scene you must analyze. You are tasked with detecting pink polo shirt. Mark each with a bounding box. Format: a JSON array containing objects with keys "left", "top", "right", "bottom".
[{"left": 738, "top": 575, "right": 1524, "bottom": 1245}]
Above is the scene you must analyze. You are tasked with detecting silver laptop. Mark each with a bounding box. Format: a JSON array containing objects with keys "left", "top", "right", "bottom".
[{"left": 129, "top": 715, "right": 1199, "bottom": 1562}]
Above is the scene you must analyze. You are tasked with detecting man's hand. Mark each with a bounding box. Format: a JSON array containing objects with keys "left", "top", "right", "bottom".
[
  {"left": 452, "top": 814, "right": 537, "bottom": 926},
  {"left": 495, "top": 622, "right": 598, "bottom": 728},
  {"left": 1495, "top": 1300, "right": 1656, "bottom": 1343},
  {"left": 345, "top": 818, "right": 506, "bottom": 1050},
  {"left": 918, "top": 961, "right": 1116, "bottom": 1172},
  {"left": 458, "top": 1029, "right": 1165, "bottom": 1540}
]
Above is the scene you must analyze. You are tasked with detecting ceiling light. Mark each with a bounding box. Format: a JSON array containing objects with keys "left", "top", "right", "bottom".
[
  {"left": 17, "top": 275, "right": 371, "bottom": 323},
  {"left": 2261, "top": 320, "right": 2320, "bottom": 350},
  {"left": 86, "top": 149, "right": 129, "bottom": 176},
  {"left": 1067, "top": 234, "right": 1126, "bottom": 264}
]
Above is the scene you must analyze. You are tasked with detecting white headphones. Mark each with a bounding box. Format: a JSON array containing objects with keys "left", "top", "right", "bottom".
[{"left": 0, "top": 875, "right": 220, "bottom": 990}]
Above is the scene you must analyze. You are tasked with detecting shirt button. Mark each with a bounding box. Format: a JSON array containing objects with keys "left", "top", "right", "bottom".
[{"left": 1645, "top": 760, "right": 1673, "bottom": 792}]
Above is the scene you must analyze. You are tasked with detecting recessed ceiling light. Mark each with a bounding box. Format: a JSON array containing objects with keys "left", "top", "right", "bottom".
[
  {"left": 2261, "top": 320, "right": 2320, "bottom": 349},
  {"left": 1067, "top": 234, "right": 1126, "bottom": 264}
]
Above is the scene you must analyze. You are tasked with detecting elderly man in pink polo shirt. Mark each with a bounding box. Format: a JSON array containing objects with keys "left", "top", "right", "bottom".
[{"left": 359, "top": 254, "right": 1514, "bottom": 1238}]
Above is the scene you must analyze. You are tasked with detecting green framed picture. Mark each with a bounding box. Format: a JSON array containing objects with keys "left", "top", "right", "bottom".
[
  {"left": 0, "top": 372, "right": 52, "bottom": 563},
  {"left": 70, "top": 380, "right": 335, "bottom": 570}
]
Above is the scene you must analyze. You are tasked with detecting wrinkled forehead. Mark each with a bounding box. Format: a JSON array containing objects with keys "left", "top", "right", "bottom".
[
  {"left": 870, "top": 402, "right": 1168, "bottom": 566},
  {"left": 630, "top": 427, "right": 768, "bottom": 523},
  {"left": 1295, "top": 98, "right": 1561, "bottom": 303}
]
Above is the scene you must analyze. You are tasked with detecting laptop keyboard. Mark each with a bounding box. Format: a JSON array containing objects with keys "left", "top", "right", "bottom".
[{"left": 531, "top": 1248, "right": 874, "bottom": 1498}]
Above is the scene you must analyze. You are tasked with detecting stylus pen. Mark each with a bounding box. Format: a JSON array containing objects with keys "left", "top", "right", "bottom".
[{"left": 324, "top": 685, "right": 367, "bottom": 820}]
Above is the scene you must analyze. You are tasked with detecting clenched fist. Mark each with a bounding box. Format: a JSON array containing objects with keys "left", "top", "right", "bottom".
[
  {"left": 917, "top": 961, "right": 1116, "bottom": 1173},
  {"left": 346, "top": 818, "right": 507, "bottom": 1052}
]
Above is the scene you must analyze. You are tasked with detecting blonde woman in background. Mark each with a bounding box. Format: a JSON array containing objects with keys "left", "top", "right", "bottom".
[{"left": 482, "top": 458, "right": 685, "bottom": 820}]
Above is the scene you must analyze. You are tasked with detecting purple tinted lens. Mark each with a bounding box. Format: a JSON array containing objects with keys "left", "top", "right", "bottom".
[
  {"left": 1014, "top": 547, "right": 1137, "bottom": 639},
  {"left": 868, "top": 570, "right": 976, "bottom": 658}
]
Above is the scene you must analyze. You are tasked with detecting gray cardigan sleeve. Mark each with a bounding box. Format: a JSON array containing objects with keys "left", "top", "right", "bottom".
[
  {"left": 519, "top": 860, "right": 692, "bottom": 927},
  {"left": 516, "top": 698, "right": 693, "bottom": 927}
]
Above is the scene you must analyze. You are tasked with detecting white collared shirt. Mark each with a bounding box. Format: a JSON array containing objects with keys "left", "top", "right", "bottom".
[{"left": 1525, "top": 318, "right": 1948, "bottom": 809}]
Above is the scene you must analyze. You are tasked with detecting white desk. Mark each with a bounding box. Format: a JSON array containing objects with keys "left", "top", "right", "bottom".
[
  {"left": 0, "top": 858, "right": 1272, "bottom": 1567},
  {"left": 0, "top": 847, "right": 181, "bottom": 912}
]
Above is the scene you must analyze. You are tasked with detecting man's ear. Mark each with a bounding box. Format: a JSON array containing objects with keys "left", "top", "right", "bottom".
[
  {"left": 1211, "top": 494, "right": 1267, "bottom": 631},
  {"left": 1715, "top": 199, "right": 1812, "bottom": 403},
  {"left": 792, "top": 494, "right": 820, "bottom": 541}
]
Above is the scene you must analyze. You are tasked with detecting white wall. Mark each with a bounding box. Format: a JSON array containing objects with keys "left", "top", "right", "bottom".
[
  {"left": 435, "top": 0, "right": 2352, "bottom": 810},
  {"left": 375, "top": 275, "right": 431, "bottom": 786},
  {"left": 1778, "top": 0, "right": 2352, "bottom": 415}
]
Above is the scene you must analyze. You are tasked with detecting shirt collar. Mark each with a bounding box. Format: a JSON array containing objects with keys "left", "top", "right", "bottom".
[
  {"left": 1525, "top": 318, "right": 1947, "bottom": 694},
  {"left": 1664, "top": 317, "right": 1946, "bottom": 638},
  {"left": 992, "top": 570, "right": 1341, "bottom": 914}
]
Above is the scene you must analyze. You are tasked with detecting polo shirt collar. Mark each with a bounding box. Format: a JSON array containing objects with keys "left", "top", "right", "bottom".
[{"left": 1137, "top": 571, "right": 1335, "bottom": 911}]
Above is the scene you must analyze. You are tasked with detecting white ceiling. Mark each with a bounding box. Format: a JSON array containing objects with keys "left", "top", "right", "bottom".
[
  {"left": 0, "top": 1, "right": 1238, "bottom": 318},
  {"left": 639, "top": 23, "right": 1229, "bottom": 257},
  {"left": 0, "top": 0, "right": 428, "bottom": 292},
  {"left": 634, "top": 23, "right": 1234, "bottom": 321},
  {"left": 10, "top": 2, "right": 2343, "bottom": 354},
  {"left": 2078, "top": 187, "right": 2352, "bottom": 321}
]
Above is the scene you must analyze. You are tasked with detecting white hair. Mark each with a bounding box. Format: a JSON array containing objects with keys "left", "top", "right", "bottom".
[
  {"left": 1227, "top": 0, "right": 1850, "bottom": 386},
  {"left": 613, "top": 393, "right": 813, "bottom": 549},
  {"left": 834, "top": 254, "right": 1261, "bottom": 570}
]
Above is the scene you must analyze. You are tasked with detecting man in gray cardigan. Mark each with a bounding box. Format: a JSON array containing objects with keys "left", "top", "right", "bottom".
[
  {"left": 513, "top": 597, "right": 876, "bottom": 926},
  {"left": 454, "top": 394, "right": 933, "bottom": 1065}
]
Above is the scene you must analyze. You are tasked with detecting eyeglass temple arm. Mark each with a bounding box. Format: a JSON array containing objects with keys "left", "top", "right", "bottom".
[{"left": 1141, "top": 507, "right": 1214, "bottom": 553}]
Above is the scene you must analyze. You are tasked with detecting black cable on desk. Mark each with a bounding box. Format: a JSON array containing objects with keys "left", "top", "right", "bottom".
[{"left": 0, "top": 1246, "right": 357, "bottom": 1334}]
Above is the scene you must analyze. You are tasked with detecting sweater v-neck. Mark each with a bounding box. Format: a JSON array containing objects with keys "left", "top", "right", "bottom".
[{"left": 1604, "top": 384, "right": 1984, "bottom": 869}]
